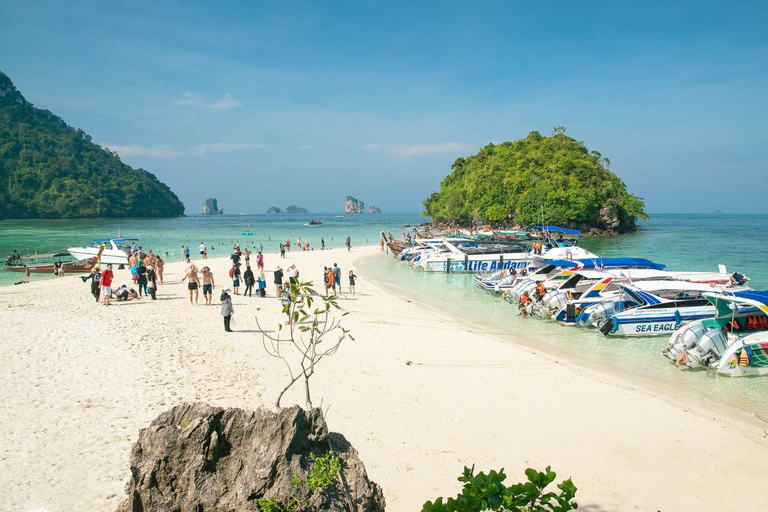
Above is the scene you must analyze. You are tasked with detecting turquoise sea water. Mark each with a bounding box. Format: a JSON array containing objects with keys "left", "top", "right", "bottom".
[{"left": 1, "top": 213, "right": 767, "bottom": 418}]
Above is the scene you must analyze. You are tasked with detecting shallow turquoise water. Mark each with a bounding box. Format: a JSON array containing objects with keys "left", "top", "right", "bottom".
[
  {"left": 2, "top": 213, "right": 767, "bottom": 418},
  {"left": 362, "top": 214, "right": 768, "bottom": 420}
]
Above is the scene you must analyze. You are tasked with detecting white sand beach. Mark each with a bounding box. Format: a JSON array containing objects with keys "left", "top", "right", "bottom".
[{"left": 1, "top": 245, "right": 767, "bottom": 511}]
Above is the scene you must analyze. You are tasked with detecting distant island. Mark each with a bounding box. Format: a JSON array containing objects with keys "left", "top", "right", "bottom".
[
  {"left": 422, "top": 128, "right": 648, "bottom": 234},
  {"left": 369, "top": 206, "right": 382, "bottom": 213},
  {"left": 266, "top": 205, "right": 308, "bottom": 214},
  {"left": 202, "top": 198, "right": 223, "bottom": 215},
  {"left": 0, "top": 70, "right": 185, "bottom": 219},
  {"left": 345, "top": 196, "right": 364, "bottom": 214}
]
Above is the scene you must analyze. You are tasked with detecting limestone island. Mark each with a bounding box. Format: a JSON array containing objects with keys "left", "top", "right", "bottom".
[
  {"left": 267, "top": 205, "right": 308, "bottom": 214},
  {"left": 369, "top": 206, "right": 382, "bottom": 213},
  {"left": 267, "top": 206, "right": 281, "bottom": 214},
  {"left": 0, "top": 70, "right": 185, "bottom": 219},
  {"left": 202, "top": 198, "right": 223, "bottom": 215},
  {"left": 345, "top": 195, "right": 364, "bottom": 213},
  {"left": 422, "top": 127, "right": 649, "bottom": 235}
]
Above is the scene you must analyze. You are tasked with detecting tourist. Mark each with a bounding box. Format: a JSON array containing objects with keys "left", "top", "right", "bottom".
[
  {"left": 100, "top": 264, "right": 114, "bottom": 306},
  {"left": 256, "top": 250, "right": 264, "bottom": 270},
  {"left": 146, "top": 264, "right": 157, "bottom": 300},
  {"left": 82, "top": 265, "right": 101, "bottom": 302},
  {"left": 321, "top": 237, "right": 325, "bottom": 250},
  {"left": 730, "top": 272, "right": 747, "bottom": 287},
  {"left": 346, "top": 236, "right": 351, "bottom": 252},
  {"left": 201, "top": 266, "right": 215, "bottom": 305},
  {"left": 136, "top": 261, "right": 148, "bottom": 297},
  {"left": 274, "top": 266, "right": 284, "bottom": 295},
  {"left": 156, "top": 256, "right": 164, "bottom": 283},
  {"left": 259, "top": 243, "right": 263, "bottom": 253},
  {"left": 380, "top": 239, "right": 385, "bottom": 252},
  {"left": 243, "top": 265, "right": 255, "bottom": 297},
  {"left": 180, "top": 246, "right": 185, "bottom": 261},
  {"left": 333, "top": 263, "right": 342, "bottom": 296},
  {"left": 243, "top": 247, "right": 251, "bottom": 266},
  {"left": 287, "top": 264, "right": 298, "bottom": 285},
  {"left": 199, "top": 242, "right": 206, "bottom": 259},
  {"left": 348, "top": 270, "right": 357, "bottom": 295},
  {"left": 231, "top": 248, "right": 241, "bottom": 266},
  {"left": 280, "top": 282, "right": 292, "bottom": 325},
  {"left": 181, "top": 259, "right": 200, "bottom": 305},
  {"left": 285, "top": 238, "right": 291, "bottom": 253},
  {"left": 231, "top": 262, "right": 241, "bottom": 295},
  {"left": 519, "top": 292, "right": 531, "bottom": 318},
  {"left": 280, "top": 243, "right": 285, "bottom": 258},
  {"left": 129, "top": 251, "right": 138, "bottom": 277},
  {"left": 536, "top": 282, "right": 547, "bottom": 300},
  {"left": 323, "top": 267, "right": 331, "bottom": 296},
  {"left": 220, "top": 288, "right": 234, "bottom": 332},
  {"left": 257, "top": 270, "right": 267, "bottom": 297}
]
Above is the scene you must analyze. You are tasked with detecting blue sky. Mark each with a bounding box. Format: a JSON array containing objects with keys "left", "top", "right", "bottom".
[{"left": 2, "top": 1, "right": 767, "bottom": 214}]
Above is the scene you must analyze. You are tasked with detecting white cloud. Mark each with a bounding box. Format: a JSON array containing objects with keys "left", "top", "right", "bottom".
[
  {"left": 106, "top": 144, "right": 182, "bottom": 159},
  {"left": 391, "top": 142, "right": 472, "bottom": 159},
  {"left": 189, "top": 142, "right": 265, "bottom": 156},
  {"left": 362, "top": 143, "right": 383, "bottom": 150},
  {"left": 173, "top": 91, "right": 242, "bottom": 110}
]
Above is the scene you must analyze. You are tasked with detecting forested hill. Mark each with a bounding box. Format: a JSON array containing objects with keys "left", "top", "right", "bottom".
[
  {"left": 422, "top": 129, "right": 648, "bottom": 234},
  {"left": 0, "top": 71, "right": 184, "bottom": 219}
]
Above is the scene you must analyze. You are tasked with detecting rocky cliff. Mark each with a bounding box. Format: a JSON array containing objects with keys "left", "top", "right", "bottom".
[
  {"left": 115, "top": 403, "right": 385, "bottom": 512},
  {"left": 345, "top": 196, "right": 364, "bottom": 214},
  {"left": 369, "top": 206, "right": 381, "bottom": 213},
  {"left": 203, "top": 197, "right": 222, "bottom": 214},
  {"left": 284, "top": 205, "right": 309, "bottom": 213},
  {"left": 267, "top": 206, "right": 281, "bottom": 214}
]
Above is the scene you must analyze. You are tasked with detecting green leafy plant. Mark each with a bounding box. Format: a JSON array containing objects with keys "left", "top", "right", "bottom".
[
  {"left": 306, "top": 450, "right": 342, "bottom": 491},
  {"left": 258, "top": 496, "right": 280, "bottom": 512},
  {"left": 256, "top": 279, "right": 352, "bottom": 409},
  {"left": 422, "top": 465, "right": 578, "bottom": 512},
  {"left": 257, "top": 450, "right": 342, "bottom": 511}
]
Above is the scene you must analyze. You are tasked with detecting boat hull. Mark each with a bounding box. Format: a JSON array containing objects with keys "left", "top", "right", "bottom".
[
  {"left": 67, "top": 248, "right": 129, "bottom": 265},
  {"left": 607, "top": 307, "right": 715, "bottom": 336}
]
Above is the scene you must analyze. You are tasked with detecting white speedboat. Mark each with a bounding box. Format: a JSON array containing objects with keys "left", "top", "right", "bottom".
[
  {"left": 67, "top": 238, "right": 137, "bottom": 265},
  {"left": 664, "top": 291, "right": 768, "bottom": 377}
]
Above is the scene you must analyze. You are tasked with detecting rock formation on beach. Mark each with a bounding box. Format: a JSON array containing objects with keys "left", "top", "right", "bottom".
[
  {"left": 202, "top": 197, "right": 223, "bottom": 214},
  {"left": 369, "top": 206, "right": 382, "bottom": 213},
  {"left": 345, "top": 196, "right": 364, "bottom": 214},
  {"left": 115, "top": 403, "right": 385, "bottom": 512},
  {"left": 0, "top": 70, "right": 185, "bottom": 219}
]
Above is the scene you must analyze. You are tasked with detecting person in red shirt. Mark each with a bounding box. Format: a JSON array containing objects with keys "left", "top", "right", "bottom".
[{"left": 100, "top": 264, "right": 114, "bottom": 306}]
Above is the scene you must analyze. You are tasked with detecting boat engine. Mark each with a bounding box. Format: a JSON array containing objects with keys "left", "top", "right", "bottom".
[
  {"left": 503, "top": 279, "right": 536, "bottom": 304},
  {"left": 538, "top": 291, "right": 568, "bottom": 316},
  {"left": 663, "top": 322, "right": 709, "bottom": 360},
  {"left": 685, "top": 329, "right": 729, "bottom": 368},
  {"left": 578, "top": 301, "right": 616, "bottom": 328}
]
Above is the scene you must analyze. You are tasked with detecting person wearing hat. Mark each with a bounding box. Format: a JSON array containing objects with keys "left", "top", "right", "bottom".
[
  {"left": 231, "top": 262, "right": 241, "bottom": 295},
  {"left": 220, "top": 287, "right": 234, "bottom": 332}
]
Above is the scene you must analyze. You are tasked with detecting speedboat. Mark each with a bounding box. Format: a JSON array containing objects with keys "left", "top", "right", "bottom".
[
  {"left": 4, "top": 251, "right": 94, "bottom": 273},
  {"left": 663, "top": 291, "right": 768, "bottom": 377},
  {"left": 67, "top": 238, "right": 137, "bottom": 265}
]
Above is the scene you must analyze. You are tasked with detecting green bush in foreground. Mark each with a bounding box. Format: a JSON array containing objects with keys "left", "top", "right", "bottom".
[{"left": 422, "top": 465, "right": 578, "bottom": 512}]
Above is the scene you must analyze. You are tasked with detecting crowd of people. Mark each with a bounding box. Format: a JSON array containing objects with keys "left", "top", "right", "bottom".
[{"left": 79, "top": 236, "right": 360, "bottom": 331}]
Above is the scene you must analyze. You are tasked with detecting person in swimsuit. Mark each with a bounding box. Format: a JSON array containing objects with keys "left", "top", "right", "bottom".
[
  {"left": 201, "top": 266, "right": 215, "bottom": 305},
  {"left": 155, "top": 257, "right": 164, "bottom": 283},
  {"left": 181, "top": 259, "right": 200, "bottom": 305},
  {"left": 348, "top": 270, "right": 357, "bottom": 295}
]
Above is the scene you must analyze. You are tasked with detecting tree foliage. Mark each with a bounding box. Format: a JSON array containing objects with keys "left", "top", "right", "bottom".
[
  {"left": 422, "top": 129, "right": 648, "bottom": 232},
  {"left": 423, "top": 465, "right": 578, "bottom": 512},
  {"left": 0, "top": 70, "right": 185, "bottom": 219}
]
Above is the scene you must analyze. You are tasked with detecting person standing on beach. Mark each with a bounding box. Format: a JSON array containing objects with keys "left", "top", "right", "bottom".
[
  {"left": 321, "top": 237, "right": 325, "bottom": 250},
  {"left": 285, "top": 239, "right": 291, "bottom": 253},
  {"left": 181, "top": 259, "right": 201, "bottom": 305},
  {"left": 346, "top": 236, "right": 351, "bottom": 252},
  {"left": 231, "top": 262, "right": 242, "bottom": 295},
  {"left": 274, "top": 266, "right": 284, "bottom": 295},
  {"left": 280, "top": 243, "right": 285, "bottom": 258},
  {"left": 256, "top": 250, "right": 264, "bottom": 270},
  {"left": 220, "top": 288, "right": 234, "bottom": 332},
  {"left": 100, "top": 264, "right": 114, "bottom": 306},
  {"left": 180, "top": 246, "right": 185, "bottom": 261},
  {"left": 259, "top": 243, "right": 263, "bottom": 253},
  {"left": 201, "top": 266, "right": 215, "bottom": 305},
  {"left": 199, "top": 242, "right": 206, "bottom": 259},
  {"left": 82, "top": 265, "right": 101, "bottom": 302},
  {"left": 184, "top": 246, "right": 191, "bottom": 261},
  {"left": 333, "top": 263, "right": 342, "bottom": 296},
  {"left": 243, "top": 265, "right": 255, "bottom": 297},
  {"left": 380, "top": 239, "right": 385, "bottom": 252},
  {"left": 243, "top": 247, "right": 251, "bottom": 267},
  {"left": 287, "top": 264, "right": 298, "bottom": 285},
  {"left": 348, "top": 270, "right": 357, "bottom": 295},
  {"left": 156, "top": 256, "right": 164, "bottom": 283},
  {"left": 136, "top": 261, "right": 148, "bottom": 297},
  {"left": 257, "top": 270, "right": 267, "bottom": 297},
  {"left": 146, "top": 265, "right": 157, "bottom": 300}
]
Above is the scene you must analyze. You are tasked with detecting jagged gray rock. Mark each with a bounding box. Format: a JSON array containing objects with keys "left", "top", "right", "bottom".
[{"left": 116, "top": 403, "right": 385, "bottom": 512}]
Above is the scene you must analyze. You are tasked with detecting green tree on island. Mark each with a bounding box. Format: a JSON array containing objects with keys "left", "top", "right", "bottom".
[
  {"left": 0, "top": 70, "right": 184, "bottom": 219},
  {"left": 422, "top": 128, "right": 648, "bottom": 233}
]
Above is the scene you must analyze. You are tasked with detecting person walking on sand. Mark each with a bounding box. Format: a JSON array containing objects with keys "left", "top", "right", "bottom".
[
  {"left": 82, "top": 265, "right": 101, "bottom": 302},
  {"left": 333, "top": 263, "right": 342, "bottom": 296},
  {"left": 257, "top": 269, "right": 267, "bottom": 297},
  {"left": 201, "top": 266, "right": 215, "bottom": 305},
  {"left": 136, "top": 261, "right": 148, "bottom": 297},
  {"left": 243, "top": 265, "right": 255, "bottom": 297},
  {"left": 146, "top": 264, "right": 158, "bottom": 300},
  {"left": 199, "top": 242, "right": 206, "bottom": 259},
  {"left": 156, "top": 256, "right": 164, "bottom": 283},
  {"left": 220, "top": 288, "right": 234, "bottom": 332},
  {"left": 180, "top": 245, "right": 185, "bottom": 261},
  {"left": 285, "top": 238, "right": 291, "bottom": 253},
  {"left": 280, "top": 242, "right": 285, "bottom": 258},
  {"left": 231, "top": 262, "right": 242, "bottom": 295},
  {"left": 243, "top": 247, "right": 251, "bottom": 266},
  {"left": 100, "top": 264, "right": 114, "bottom": 306},
  {"left": 256, "top": 250, "right": 264, "bottom": 270},
  {"left": 348, "top": 270, "right": 357, "bottom": 295},
  {"left": 181, "top": 259, "right": 201, "bottom": 305},
  {"left": 346, "top": 236, "right": 351, "bottom": 252},
  {"left": 274, "top": 266, "right": 284, "bottom": 295}
]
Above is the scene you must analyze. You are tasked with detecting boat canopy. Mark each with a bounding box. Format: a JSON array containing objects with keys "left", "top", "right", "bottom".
[
  {"left": 534, "top": 225, "right": 581, "bottom": 235},
  {"left": 731, "top": 290, "right": 768, "bottom": 306},
  {"left": 93, "top": 238, "right": 139, "bottom": 242},
  {"left": 535, "top": 257, "right": 665, "bottom": 270}
]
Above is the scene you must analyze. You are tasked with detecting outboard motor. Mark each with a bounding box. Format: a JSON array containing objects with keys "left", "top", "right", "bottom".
[
  {"left": 503, "top": 279, "right": 536, "bottom": 304},
  {"left": 578, "top": 301, "right": 616, "bottom": 328},
  {"left": 685, "top": 329, "right": 729, "bottom": 368},
  {"left": 664, "top": 322, "right": 709, "bottom": 360},
  {"left": 538, "top": 291, "right": 568, "bottom": 316}
]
